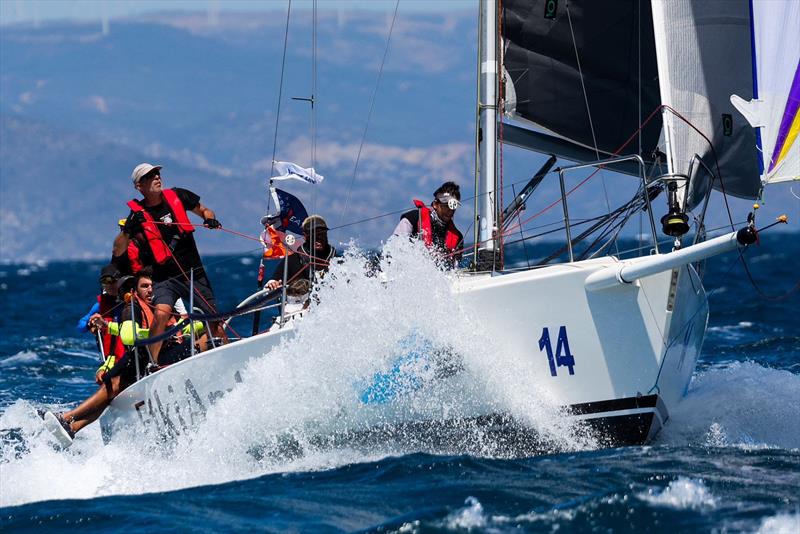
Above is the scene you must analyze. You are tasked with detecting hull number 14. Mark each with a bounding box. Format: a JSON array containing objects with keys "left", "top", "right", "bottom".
[{"left": 539, "top": 326, "right": 576, "bottom": 376}]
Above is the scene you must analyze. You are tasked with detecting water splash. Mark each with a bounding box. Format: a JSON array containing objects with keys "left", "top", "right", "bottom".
[
  {"left": 1, "top": 240, "right": 588, "bottom": 507},
  {"left": 658, "top": 361, "right": 800, "bottom": 449},
  {"left": 756, "top": 512, "right": 800, "bottom": 534},
  {"left": 636, "top": 477, "right": 717, "bottom": 510}
]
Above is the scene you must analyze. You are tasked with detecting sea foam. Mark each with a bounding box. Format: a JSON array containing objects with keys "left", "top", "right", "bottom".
[
  {"left": 0, "top": 240, "right": 588, "bottom": 507},
  {"left": 636, "top": 477, "right": 717, "bottom": 510},
  {"left": 658, "top": 361, "right": 800, "bottom": 449}
]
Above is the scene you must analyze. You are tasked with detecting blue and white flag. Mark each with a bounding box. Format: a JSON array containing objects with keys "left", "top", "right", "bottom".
[
  {"left": 261, "top": 188, "right": 309, "bottom": 236},
  {"left": 271, "top": 160, "right": 325, "bottom": 185}
]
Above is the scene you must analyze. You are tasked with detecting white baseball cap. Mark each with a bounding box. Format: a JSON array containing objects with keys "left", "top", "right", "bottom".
[{"left": 131, "top": 163, "right": 162, "bottom": 184}]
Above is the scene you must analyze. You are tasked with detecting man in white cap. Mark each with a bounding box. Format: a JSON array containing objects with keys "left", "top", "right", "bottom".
[
  {"left": 112, "top": 163, "right": 226, "bottom": 364},
  {"left": 393, "top": 181, "right": 464, "bottom": 266}
]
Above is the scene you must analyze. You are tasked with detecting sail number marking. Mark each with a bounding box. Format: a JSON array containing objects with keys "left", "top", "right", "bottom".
[{"left": 538, "top": 326, "right": 575, "bottom": 376}]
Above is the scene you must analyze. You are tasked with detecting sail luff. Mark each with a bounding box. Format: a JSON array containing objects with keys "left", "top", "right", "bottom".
[
  {"left": 649, "top": 1, "right": 677, "bottom": 177},
  {"left": 769, "top": 65, "right": 799, "bottom": 177}
]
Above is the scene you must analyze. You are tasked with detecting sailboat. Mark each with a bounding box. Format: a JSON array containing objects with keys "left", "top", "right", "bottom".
[{"left": 97, "top": 0, "right": 797, "bottom": 450}]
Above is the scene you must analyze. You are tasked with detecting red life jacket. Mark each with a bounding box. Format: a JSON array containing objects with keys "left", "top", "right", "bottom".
[
  {"left": 98, "top": 294, "right": 126, "bottom": 358},
  {"left": 126, "top": 189, "right": 194, "bottom": 265},
  {"left": 413, "top": 199, "right": 460, "bottom": 251},
  {"left": 127, "top": 239, "right": 143, "bottom": 273}
]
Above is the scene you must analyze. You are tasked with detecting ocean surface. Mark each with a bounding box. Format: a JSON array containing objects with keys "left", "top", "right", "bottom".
[{"left": 1, "top": 234, "right": 798, "bottom": 533}]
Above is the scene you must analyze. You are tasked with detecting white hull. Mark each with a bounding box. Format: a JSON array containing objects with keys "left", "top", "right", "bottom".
[{"left": 100, "top": 255, "right": 708, "bottom": 450}]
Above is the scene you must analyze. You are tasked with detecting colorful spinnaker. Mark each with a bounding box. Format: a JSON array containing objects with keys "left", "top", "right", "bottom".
[{"left": 731, "top": 0, "right": 800, "bottom": 186}]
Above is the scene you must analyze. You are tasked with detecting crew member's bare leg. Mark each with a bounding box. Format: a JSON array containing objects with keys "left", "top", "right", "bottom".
[{"left": 61, "top": 376, "right": 124, "bottom": 433}]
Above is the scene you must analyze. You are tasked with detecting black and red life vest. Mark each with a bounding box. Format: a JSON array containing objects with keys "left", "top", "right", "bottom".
[
  {"left": 98, "top": 293, "right": 126, "bottom": 358},
  {"left": 126, "top": 188, "right": 194, "bottom": 265},
  {"left": 413, "top": 199, "right": 460, "bottom": 252}
]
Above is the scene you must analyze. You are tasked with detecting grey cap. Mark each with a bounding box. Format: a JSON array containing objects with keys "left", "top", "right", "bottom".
[
  {"left": 131, "top": 163, "right": 162, "bottom": 185},
  {"left": 99, "top": 263, "right": 121, "bottom": 282},
  {"left": 302, "top": 215, "right": 329, "bottom": 233}
]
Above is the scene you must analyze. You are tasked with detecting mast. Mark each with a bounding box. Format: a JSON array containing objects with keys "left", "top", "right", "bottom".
[{"left": 475, "top": 0, "right": 499, "bottom": 270}]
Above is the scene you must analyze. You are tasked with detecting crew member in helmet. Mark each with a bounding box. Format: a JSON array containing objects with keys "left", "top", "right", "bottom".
[
  {"left": 393, "top": 181, "right": 464, "bottom": 266},
  {"left": 265, "top": 215, "right": 337, "bottom": 315},
  {"left": 112, "top": 163, "right": 226, "bottom": 364}
]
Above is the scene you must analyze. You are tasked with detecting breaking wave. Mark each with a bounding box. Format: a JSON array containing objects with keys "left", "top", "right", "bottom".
[
  {"left": 1, "top": 240, "right": 590, "bottom": 507},
  {"left": 658, "top": 361, "right": 800, "bottom": 449}
]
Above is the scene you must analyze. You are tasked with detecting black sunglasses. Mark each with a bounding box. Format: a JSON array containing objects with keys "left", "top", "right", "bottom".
[{"left": 100, "top": 276, "right": 115, "bottom": 285}]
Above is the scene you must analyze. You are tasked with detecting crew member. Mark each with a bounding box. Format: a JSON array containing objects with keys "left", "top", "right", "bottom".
[
  {"left": 265, "top": 215, "right": 337, "bottom": 317},
  {"left": 112, "top": 162, "right": 226, "bottom": 364},
  {"left": 111, "top": 218, "right": 146, "bottom": 275},
  {"left": 76, "top": 264, "right": 126, "bottom": 361},
  {"left": 393, "top": 181, "right": 464, "bottom": 266}
]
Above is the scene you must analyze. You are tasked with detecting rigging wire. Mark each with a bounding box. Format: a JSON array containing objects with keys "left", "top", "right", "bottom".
[
  {"left": 338, "top": 0, "right": 401, "bottom": 226},
  {"left": 267, "top": 0, "right": 294, "bottom": 214},
  {"left": 472, "top": 0, "right": 484, "bottom": 262},
  {"left": 564, "top": 1, "right": 618, "bottom": 256},
  {"left": 497, "top": 0, "right": 505, "bottom": 270},
  {"left": 311, "top": 0, "right": 318, "bottom": 217}
]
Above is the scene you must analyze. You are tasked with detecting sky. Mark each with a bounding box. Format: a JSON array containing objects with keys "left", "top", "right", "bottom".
[
  {"left": 0, "top": 0, "right": 473, "bottom": 26},
  {"left": 1, "top": 0, "right": 796, "bottom": 262}
]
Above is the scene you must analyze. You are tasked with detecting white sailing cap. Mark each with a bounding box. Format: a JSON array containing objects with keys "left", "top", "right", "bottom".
[{"left": 131, "top": 163, "right": 162, "bottom": 184}]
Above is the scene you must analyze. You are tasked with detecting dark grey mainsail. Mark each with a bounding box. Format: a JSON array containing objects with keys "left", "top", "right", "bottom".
[{"left": 502, "top": 0, "right": 661, "bottom": 159}]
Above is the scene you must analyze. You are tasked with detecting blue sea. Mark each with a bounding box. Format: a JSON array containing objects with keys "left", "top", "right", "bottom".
[{"left": 1, "top": 234, "right": 799, "bottom": 533}]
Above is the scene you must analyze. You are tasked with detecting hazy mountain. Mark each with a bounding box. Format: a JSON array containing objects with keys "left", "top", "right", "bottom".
[
  {"left": 0, "top": 9, "right": 478, "bottom": 262},
  {"left": 1, "top": 9, "right": 796, "bottom": 262}
]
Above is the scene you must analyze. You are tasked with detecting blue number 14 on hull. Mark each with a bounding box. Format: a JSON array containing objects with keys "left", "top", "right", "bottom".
[{"left": 538, "top": 326, "right": 576, "bottom": 376}]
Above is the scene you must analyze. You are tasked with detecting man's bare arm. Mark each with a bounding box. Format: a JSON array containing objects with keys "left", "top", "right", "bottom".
[
  {"left": 193, "top": 203, "right": 220, "bottom": 229},
  {"left": 112, "top": 231, "right": 130, "bottom": 257},
  {"left": 192, "top": 203, "right": 215, "bottom": 221}
]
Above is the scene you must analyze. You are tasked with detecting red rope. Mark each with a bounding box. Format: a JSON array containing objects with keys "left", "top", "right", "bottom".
[{"left": 139, "top": 220, "right": 241, "bottom": 338}]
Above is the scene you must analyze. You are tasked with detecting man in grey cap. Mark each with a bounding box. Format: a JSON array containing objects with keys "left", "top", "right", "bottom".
[
  {"left": 265, "top": 215, "right": 336, "bottom": 305},
  {"left": 112, "top": 163, "right": 226, "bottom": 364},
  {"left": 393, "top": 181, "right": 464, "bottom": 266}
]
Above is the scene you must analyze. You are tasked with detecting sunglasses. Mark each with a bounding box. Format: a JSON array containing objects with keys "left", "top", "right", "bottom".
[
  {"left": 137, "top": 171, "right": 160, "bottom": 184},
  {"left": 436, "top": 197, "right": 461, "bottom": 210},
  {"left": 100, "top": 276, "right": 115, "bottom": 285}
]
